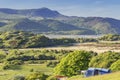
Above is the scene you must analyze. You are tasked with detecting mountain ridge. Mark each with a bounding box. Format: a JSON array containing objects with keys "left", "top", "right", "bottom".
[
  {"left": 0, "top": 8, "right": 120, "bottom": 35},
  {"left": 0, "top": 8, "right": 64, "bottom": 18}
]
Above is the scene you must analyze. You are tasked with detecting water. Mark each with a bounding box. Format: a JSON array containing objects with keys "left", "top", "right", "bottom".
[{"left": 44, "top": 35, "right": 102, "bottom": 39}]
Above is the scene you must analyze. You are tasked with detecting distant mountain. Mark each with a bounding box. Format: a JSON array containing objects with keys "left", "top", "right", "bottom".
[
  {"left": 38, "top": 19, "right": 96, "bottom": 35},
  {"left": 0, "top": 8, "right": 120, "bottom": 35},
  {"left": 60, "top": 17, "right": 120, "bottom": 34},
  {"left": 0, "top": 18, "right": 95, "bottom": 34},
  {"left": 0, "top": 8, "right": 64, "bottom": 18},
  {"left": 38, "top": 19, "right": 80, "bottom": 31}
]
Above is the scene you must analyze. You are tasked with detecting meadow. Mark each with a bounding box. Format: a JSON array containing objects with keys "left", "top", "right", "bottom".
[{"left": 0, "top": 64, "right": 53, "bottom": 80}]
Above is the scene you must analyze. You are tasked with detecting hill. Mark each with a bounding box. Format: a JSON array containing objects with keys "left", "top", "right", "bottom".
[
  {"left": 0, "top": 18, "right": 95, "bottom": 34},
  {"left": 0, "top": 18, "right": 50, "bottom": 32},
  {"left": 60, "top": 17, "right": 120, "bottom": 34},
  {"left": 68, "top": 71, "right": 120, "bottom": 80},
  {"left": 62, "top": 17, "right": 120, "bottom": 34}
]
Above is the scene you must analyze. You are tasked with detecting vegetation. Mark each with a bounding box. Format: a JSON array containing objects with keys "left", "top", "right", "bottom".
[
  {"left": 0, "top": 31, "right": 119, "bottom": 80},
  {"left": 1, "top": 31, "right": 120, "bottom": 49},
  {"left": 0, "top": 7, "right": 120, "bottom": 80},
  {"left": 0, "top": 31, "right": 99, "bottom": 49},
  {"left": 110, "top": 60, "right": 120, "bottom": 71},
  {"left": 54, "top": 50, "right": 96, "bottom": 77},
  {"left": 0, "top": 18, "right": 94, "bottom": 35},
  {"left": 25, "top": 72, "right": 48, "bottom": 80},
  {"left": 99, "top": 34, "right": 120, "bottom": 41},
  {"left": 63, "top": 17, "right": 120, "bottom": 34},
  {"left": 12, "top": 75, "right": 25, "bottom": 80},
  {"left": 89, "top": 51, "right": 120, "bottom": 68},
  {"left": 0, "top": 49, "right": 119, "bottom": 80}
]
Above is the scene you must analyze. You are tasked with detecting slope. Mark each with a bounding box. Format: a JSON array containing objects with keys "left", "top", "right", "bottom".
[
  {"left": 68, "top": 71, "right": 120, "bottom": 80},
  {"left": 0, "top": 8, "right": 64, "bottom": 18},
  {"left": 0, "top": 18, "right": 51, "bottom": 32},
  {"left": 61, "top": 17, "right": 120, "bottom": 34}
]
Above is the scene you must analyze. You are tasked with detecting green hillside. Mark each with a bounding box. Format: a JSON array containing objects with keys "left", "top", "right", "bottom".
[
  {"left": 39, "top": 19, "right": 80, "bottom": 31},
  {"left": 68, "top": 71, "right": 120, "bottom": 80},
  {"left": 0, "top": 18, "right": 95, "bottom": 34},
  {"left": 61, "top": 17, "right": 120, "bottom": 34},
  {"left": 0, "top": 18, "right": 51, "bottom": 32}
]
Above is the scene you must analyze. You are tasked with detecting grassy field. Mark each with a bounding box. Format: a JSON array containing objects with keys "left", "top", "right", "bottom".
[
  {"left": 0, "top": 64, "right": 53, "bottom": 80},
  {"left": 68, "top": 71, "right": 120, "bottom": 80}
]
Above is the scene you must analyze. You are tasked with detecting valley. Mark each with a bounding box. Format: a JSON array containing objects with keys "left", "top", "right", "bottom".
[{"left": 0, "top": 7, "right": 119, "bottom": 80}]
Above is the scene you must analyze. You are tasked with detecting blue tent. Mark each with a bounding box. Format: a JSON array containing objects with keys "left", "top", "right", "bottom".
[{"left": 85, "top": 68, "right": 111, "bottom": 77}]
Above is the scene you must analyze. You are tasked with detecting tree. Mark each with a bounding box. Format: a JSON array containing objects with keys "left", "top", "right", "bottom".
[
  {"left": 12, "top": 75, "right": 25, "bottom": 80},
  {"left": 89, "top": 51, "right": 120, "bottom": 68},
  {"left": 25, "top": 35, "right": 52, "bottom": 48},
  {"left": 110, "top": 60, "right": 120, "bottom": 71},
  {"left": 54, "top": 50, "right": 94, "bottom": 77}
]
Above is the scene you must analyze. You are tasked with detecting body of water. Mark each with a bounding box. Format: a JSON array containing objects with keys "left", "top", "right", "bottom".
[{"left": 44, "top": 35, "right": 102, "bottom": 39}]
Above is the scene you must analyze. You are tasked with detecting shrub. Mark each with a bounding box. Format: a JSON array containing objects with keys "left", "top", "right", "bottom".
[
  {"left": 2, "top": 62, "right": 21, "bottom": 70},
  {"left": 25, "top": 72, "right": 48, "bottom": 80},
  {"left": 12, "top": 75, "right": 25, "bottom": 80},
  {"left": 10, "top": 60, "right": 24, "bottom": 65},
  {"left": 30, "top": 68, "right": 34, "bottom": 72},
  {"left": 46, "top": 61, "right": 59, "bottom": 67}
]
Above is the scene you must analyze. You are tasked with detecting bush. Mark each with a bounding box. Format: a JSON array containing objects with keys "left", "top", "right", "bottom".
[
  {"left": 25, "top": 72, "right": 48, "bottom": 80},
  {"left": 46, "top": 61, "right": 59, "bottom": 67},
  {"left": 10, "top": 60, "right": 24, "bottom": 65},
  {"left": 2, "top": 62, "right": 21, "bottom": 70},
  {"left": 12, "top": 75, "right": 25, "bottom": 80},
  {"left": 30, "top": 68, "right": 34, "bottom": 72}
]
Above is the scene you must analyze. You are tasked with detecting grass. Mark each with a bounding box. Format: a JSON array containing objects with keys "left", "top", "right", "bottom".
[
  {"left": 0, "top": 64, "right": 53, "bottom": 80},
  {"left": 68, "top": 71, "right": 120, "bottom": 80}
]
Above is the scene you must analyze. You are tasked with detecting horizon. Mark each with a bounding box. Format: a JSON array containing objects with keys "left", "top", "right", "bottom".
[{"left": 0, "top": 0, "right": 120, "bottom": 19}]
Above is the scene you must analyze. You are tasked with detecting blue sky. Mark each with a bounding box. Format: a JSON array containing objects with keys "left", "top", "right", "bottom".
[{"left": 0, "top": 0, "right": 120, "bottom": 19}]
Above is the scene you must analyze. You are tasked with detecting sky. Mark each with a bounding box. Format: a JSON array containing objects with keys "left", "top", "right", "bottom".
[{"left": 0, "top": 0, "right": 120, "bottom": 19}]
